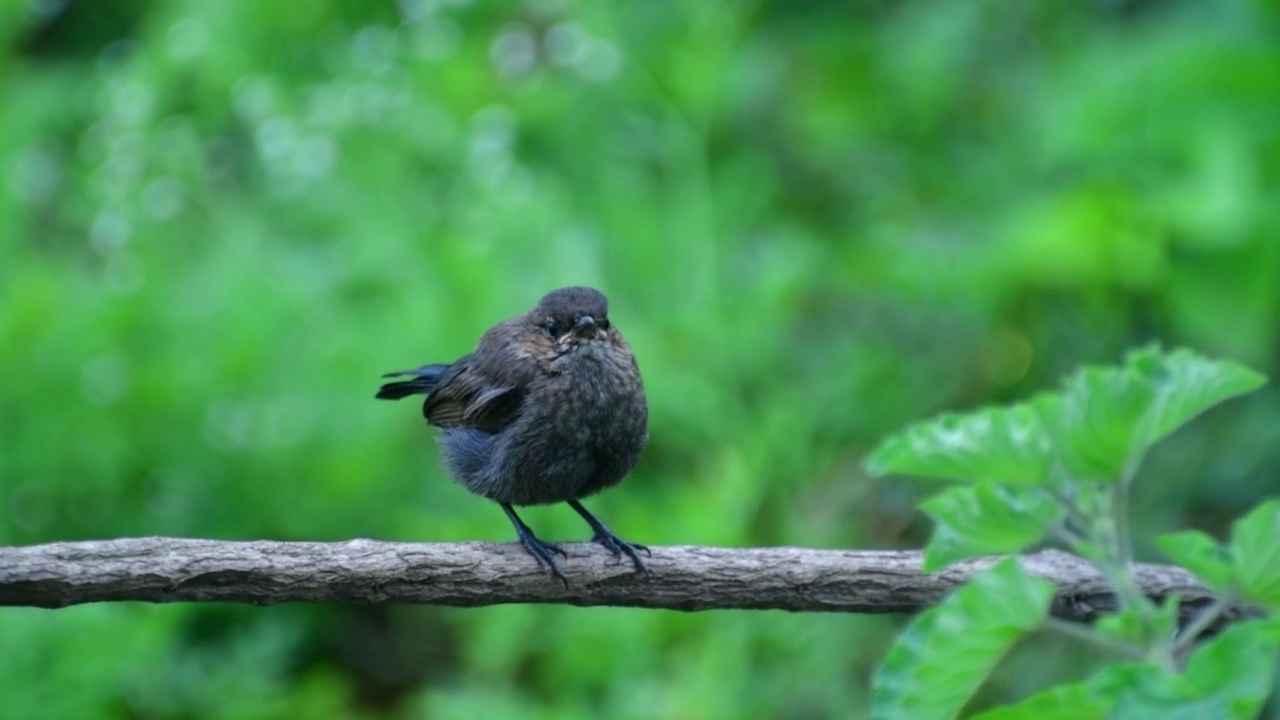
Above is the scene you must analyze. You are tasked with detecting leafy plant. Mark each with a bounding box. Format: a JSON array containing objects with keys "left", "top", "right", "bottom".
[{"left": 866, "top": 347, "right": 1278, "bottom": 719}]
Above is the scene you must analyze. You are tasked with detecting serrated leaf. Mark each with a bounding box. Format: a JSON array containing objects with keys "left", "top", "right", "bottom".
[
  {"left": 1230, "top": 499, "right": 1280, "bottom": 611},
  {"left": 1145, "top": 348, "right": 1267, "bottom": 441},
  {"left": 1155, "top": 530, "right": 1234, "bottom": 592},
  {"left": 1035, "top": 347, "right": 1266, "bottom": 481},
  {"left": 1105, "top": 620, "right": 1280, "bottom": 720},
  {"left": 871, "top": 558, "right": 1056, "bottom": 720},
  {"left": 866, "top": 348, "right": 1264, "bottom": 488},
  {"left": 1033, "top": 365, "right": 1153, "bottom": 481},
  {"left": 865, "top": 402, "right": 1054, "bottom": 485},
  {"left": 920, "top": 485, "right": 1064, "bottom": 572},
  {"left": 971, "top": 683, "right": 1108, "bottom": 720}
]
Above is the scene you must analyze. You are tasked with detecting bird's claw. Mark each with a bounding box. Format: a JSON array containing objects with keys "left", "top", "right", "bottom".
[
  {"left": 591, "top": 530, "right": 651, "bottom": 576},
  {"left": 516, "top": 531, "right": 569, "bottom": 586}
]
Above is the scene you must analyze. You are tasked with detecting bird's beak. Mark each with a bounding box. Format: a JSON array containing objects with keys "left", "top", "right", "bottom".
[{"left": 571, "top": 315, "right": 600, "bottom": 339}]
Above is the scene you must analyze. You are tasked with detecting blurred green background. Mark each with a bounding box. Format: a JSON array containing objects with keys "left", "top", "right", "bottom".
[{"left": 3, "top": 0, "right": 1279, "bottom": 717}]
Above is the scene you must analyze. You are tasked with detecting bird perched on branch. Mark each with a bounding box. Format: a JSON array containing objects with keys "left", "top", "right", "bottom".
[{"left": 375, "top": 286, "right": 650, "bottom": 584}]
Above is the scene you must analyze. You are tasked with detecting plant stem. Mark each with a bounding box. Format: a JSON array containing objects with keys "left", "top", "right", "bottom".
[
  {"left": 1172, "top": 595, "right": 1235, "bottom": 662},
  {"left": 1042, "top": 617, "right": 1148, "bottom": 661},
  {"left": 1112, "top": 481, "right": 1134, "bottom": 571},
  {"left": 1076, "top": 480, "right": 1148, "bottom": 617},
  {"left": 1112, "top": 384, "right": 1171, "bottom": 574},
  {"left": 1101, "top": 566, "right": 1152, "bottom": 624}
]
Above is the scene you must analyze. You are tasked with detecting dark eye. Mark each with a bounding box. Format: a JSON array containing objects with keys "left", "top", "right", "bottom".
[
  {"left": 599, "top": 318, "right": 611, "bottom": 330},
  {"left": 544, "top": 320, "right": 562, "bottom": 337}
]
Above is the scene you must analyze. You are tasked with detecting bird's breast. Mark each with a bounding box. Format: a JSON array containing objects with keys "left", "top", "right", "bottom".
[{"left": 532, "top": 352, "right": 647, "bottom": 450}]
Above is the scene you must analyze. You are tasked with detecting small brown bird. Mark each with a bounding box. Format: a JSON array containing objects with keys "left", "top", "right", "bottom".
[{"left": 376, "top": 286, "right": 649, "bottom": 584}]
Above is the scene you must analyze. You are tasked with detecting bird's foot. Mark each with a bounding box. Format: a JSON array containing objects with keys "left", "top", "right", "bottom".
[
  {"left": 566, "top": 500, "right": 651, "bottom": 577},
  {"left": 514, "top": 525, "right": 569, "bottom": 587},
  {"left": 503, "top": 503, "right": 569, "bottom": 587},
  {"left": 591, "top": 528, "right": 651, "bottom": 576}
]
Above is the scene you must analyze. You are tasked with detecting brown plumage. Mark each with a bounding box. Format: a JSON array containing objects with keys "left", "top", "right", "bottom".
[{"left": 376, "top": 287, "right": 650, "bottom": 584}]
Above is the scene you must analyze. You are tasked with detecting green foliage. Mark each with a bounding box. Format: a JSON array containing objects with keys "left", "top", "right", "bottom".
[
  {"left": 871, "top": 559, "right": 1056, "bottom": 720},
  {"left": 970, "top": 683, "right": 1107, "bottom": 720},
  {"left": 869, "top": 347, "right": 1266, "bottom": 488},
  {"left": 864, "top": 403, "right": 1056, "bottom": 486},
  {"left": 1156, "top": 531, "right": 1235, "bottom": 593},
  {"left": 1102, "top": 620, "right": 1280, "bottom": 720},
  {"left": 867, "top": 347, "right": 1278, "bottom": 716},
  {"left": 870, "top": 347, "right": 1266, "bottom": 570},
  {"left": 919, "top": 486, "right": 1063, "bottom": 572},
  {"left": 1160, "top": 499, "right": 1280, "bottom": 612},
  {"left": 1092, "top": 596, "right": 1179, "bottom": 650},
  {"left": 1228, "top": 500, "right": 1280, "bottom": 611},
  {"left": 4, "top": 1, "right": 1280, "bottom": 718},
  {"left": 974, "top": 618, "right": 1280, "bottom": 720},
  {"left": 1036, "top": 348, "right": 1266, "bottom": 481}
]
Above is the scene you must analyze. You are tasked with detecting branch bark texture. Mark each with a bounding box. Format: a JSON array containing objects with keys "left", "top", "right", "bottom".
[{"left": 0, "top": 538, "right": 1243, "bottom": 622}]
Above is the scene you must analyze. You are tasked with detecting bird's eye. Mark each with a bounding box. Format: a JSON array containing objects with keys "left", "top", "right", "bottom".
[
  {"left": 544, "top": 320, "right": 562, "bottom": 337},
  {"left": 599, "top": 318, "right": 611, "bottom": 330}
]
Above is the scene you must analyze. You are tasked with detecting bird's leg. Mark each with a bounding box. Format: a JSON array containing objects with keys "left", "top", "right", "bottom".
[
  {"left": 567, "top": 500, "right": 650, "bottom": 576},
  {"left": 501, "top": 503, "right": 568, "bottom": 587}
]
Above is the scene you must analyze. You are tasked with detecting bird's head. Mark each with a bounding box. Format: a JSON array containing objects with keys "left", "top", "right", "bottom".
[{"left": 528, "top": 286, "right": 619, "bottom": 354}]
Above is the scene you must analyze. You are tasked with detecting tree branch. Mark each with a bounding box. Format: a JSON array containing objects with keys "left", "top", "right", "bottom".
[{"left": 0, "top": 538, "right": 1253, "bottom": 623}]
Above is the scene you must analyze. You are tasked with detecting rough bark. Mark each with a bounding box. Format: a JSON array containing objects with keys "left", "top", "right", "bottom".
[{"left": 0, "top": 538, "right": 1246, "bottom": 622}]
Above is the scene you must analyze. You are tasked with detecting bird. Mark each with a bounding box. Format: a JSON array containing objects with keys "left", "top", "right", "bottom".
[{"left": 375, "top": 286, "right": 650, "bottom": 584}]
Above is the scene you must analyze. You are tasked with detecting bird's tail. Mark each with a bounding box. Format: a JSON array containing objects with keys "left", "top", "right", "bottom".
[{"left": 375, "top": 364, "right": 450, "bottom": 400}]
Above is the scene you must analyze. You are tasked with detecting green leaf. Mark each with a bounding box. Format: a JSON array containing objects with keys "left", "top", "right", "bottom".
[
  {"left": 1230, "top": 499, "right": 1280, "bottom": 611},
  {"left": 971, "top": 683, "right": 1108, "bottom": 720},
  {"left": 1036, "top": 347, "right": 1266, "bottom": 481},
  {"left": 1181, "top": 619, "right": 1280, "bottom": 704},
  {"left": 1104, "top": 620, "right": 1280, "bottom": 720},
  {"left": 866, "top": 348, "right": 1265, "bottom": 487},
  {"left": 872, "top": 558, "right": 1056, "bottom": 720},
  {"left": 1155, "top": 530, "right": 1234, "bottom": 592},
  {"left": 864, "top": 401, "right": 1054, "bottom": 485},
  {"left": 1144, "top": 347, "right": 1268, "bottom": 442},
  {"left": 920, "top": 485, "right": 1065, "bottom": 572},
  {"left": 1094, "top": 595, "right": 1179, "bottom": 647},
  {"left": 1033, "top": 365, "right": 1154, "bottom": 481}
]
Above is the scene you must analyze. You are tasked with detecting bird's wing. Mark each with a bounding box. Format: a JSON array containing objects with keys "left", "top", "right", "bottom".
[{"left": 423, "top": 357, "right": 523, "bottom": 432}]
